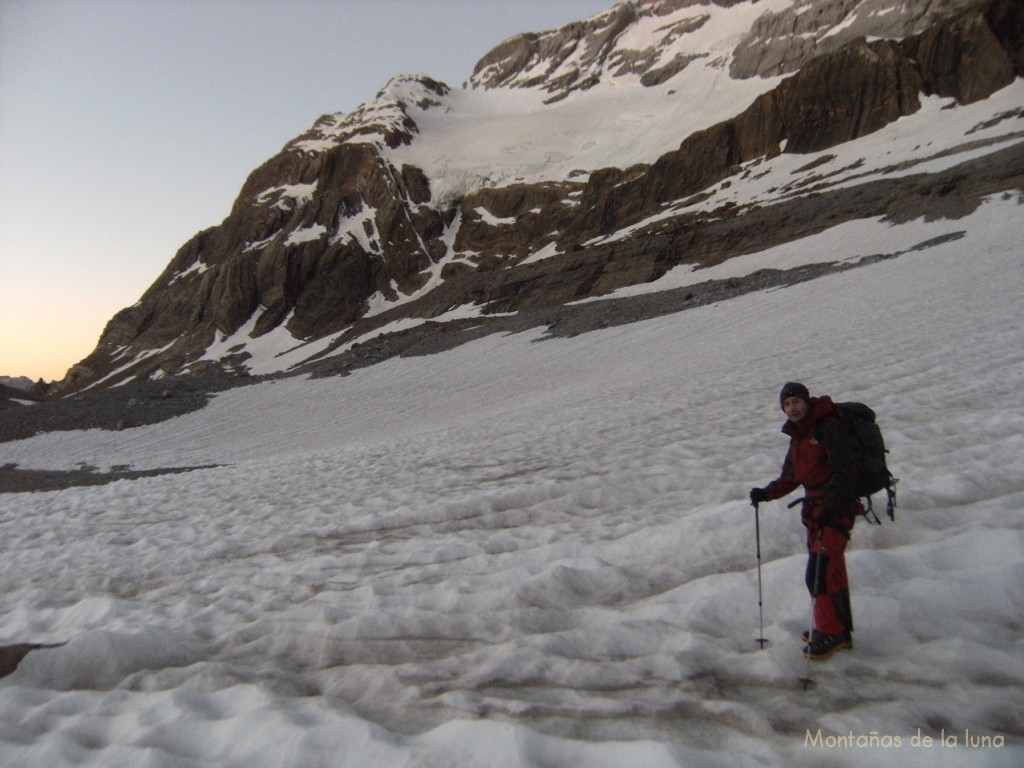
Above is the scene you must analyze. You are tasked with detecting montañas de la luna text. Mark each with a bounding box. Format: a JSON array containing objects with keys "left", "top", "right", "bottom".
[{"left": 804, "top": 728, "right": 1006, "bottom": 750}]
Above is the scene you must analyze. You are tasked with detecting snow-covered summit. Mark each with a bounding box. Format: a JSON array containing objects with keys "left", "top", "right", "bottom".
[{"left": 287, "top": 75, "right": 450, "bottom": 156}]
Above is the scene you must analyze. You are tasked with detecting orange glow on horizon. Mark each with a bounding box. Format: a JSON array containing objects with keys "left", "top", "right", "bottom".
[{"left": 0, "top": 285, "right": 109, "bottom": 383}]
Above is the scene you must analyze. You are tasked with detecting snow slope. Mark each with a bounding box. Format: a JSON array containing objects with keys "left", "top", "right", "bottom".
[
  {"left": 387, "top": 0, "right": 789, "bottom": 206},
  {"left": 1, "top": 188, "right": 1022, "bottom": 766}
]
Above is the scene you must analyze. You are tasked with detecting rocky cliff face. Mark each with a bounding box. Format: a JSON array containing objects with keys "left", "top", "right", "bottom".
[{"left": 62, "top": 0, "right": 1023, "bottom": 393}]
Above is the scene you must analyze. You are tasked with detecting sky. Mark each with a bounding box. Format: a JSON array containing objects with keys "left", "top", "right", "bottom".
[{"left": 0, "top": 0, "right": 615, "bottom": 382}]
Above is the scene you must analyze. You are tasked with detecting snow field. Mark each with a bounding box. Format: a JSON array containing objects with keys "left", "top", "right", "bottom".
[
  {"left": 390, "top": 0, "right": 795, "bottom": 208},
  {"left": 1, "top": 195, "right": 1023, "bottom": 766}
]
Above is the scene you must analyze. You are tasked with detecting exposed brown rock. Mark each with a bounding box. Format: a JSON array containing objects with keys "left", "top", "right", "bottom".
[
  {"left": 56, "top": 0, "right": 1024, "bottom": 395},
  {"left": 563, "top": 1, "right": 1021, "bottom": 240}
]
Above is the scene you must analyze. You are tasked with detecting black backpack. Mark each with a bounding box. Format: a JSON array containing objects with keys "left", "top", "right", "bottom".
[{"left": 830, "top": 402, "right": 897, "bottom": 522}]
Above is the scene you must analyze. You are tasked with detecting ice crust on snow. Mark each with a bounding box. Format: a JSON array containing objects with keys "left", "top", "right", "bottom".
[{"left": 1, "top": 193, "right": 1022, "bottom": 767}]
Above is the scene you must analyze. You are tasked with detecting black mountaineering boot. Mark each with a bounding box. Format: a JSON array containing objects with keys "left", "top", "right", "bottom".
[
  {"left": 802, "top": 629, "right": 853, "bottom": 649},
  {"left": 803, "top": 631, "right": 853, "bottom": 660}
]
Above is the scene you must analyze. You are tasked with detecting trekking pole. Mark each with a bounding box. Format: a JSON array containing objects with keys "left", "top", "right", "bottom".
[
  {"left": 799, "top": 528, "right": 825, "bottom": 691},
  {"left": 753, "top": 500, "right": 768, "bottom": 649}
]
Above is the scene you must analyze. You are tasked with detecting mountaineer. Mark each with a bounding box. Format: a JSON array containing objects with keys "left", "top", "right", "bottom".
[{"left": 749, "top": 382, "right": 860, "bottom": 660}]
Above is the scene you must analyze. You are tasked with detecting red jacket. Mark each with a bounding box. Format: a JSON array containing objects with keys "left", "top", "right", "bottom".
[{"left": 762, "top": 395, "right": 859, "bottom": 527}]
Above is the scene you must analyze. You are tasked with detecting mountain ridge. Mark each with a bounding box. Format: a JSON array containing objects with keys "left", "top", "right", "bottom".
[{"left": 50, "top": 0, "right": 1023, "bottom": 395}]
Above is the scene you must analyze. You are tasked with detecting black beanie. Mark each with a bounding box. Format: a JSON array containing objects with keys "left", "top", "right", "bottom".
[{"left": 779, "top": 382, "right": 811, "bottom": 409}]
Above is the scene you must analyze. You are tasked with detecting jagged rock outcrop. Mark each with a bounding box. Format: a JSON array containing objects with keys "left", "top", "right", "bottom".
[
  {"left": 473, "top": 0, "right": 751, "bottom": 102},
  {"left": 730, "top": 0, "right": 985, "bottom": 78},
  {"left": 565, "top": 0, "right": 1022, "bottom": 240},
  {"left": 68, "top": 76, "right": 452, "bottom": 385},
  {"left": 908, "top": 0, "right": 1022, "bottom": 102},
  {"left": 363, "top": 139, "right": 1021, "bottom": 330},
  {"left": 473, "top": 2, "right": 639, "bottom": 102},
  {"left": 60, "top": 0, "right": 1024, "bottom": 393}
]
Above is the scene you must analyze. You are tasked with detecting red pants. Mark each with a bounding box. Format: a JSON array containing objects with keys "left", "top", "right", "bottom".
[{"left": 806, "top": 525, "right": 853, "bottom": 635}]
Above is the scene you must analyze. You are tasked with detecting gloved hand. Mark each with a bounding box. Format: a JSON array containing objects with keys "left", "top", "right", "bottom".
[{"left": 749, "top": 487, "right": 768, "bottom": 506}]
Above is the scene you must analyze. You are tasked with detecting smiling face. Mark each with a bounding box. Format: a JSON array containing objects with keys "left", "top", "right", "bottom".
[{"left": 782, "top": 395, "right": 810, "bottom": 424}]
